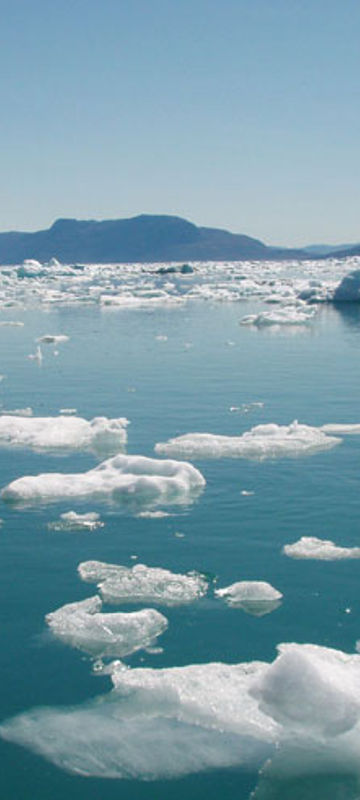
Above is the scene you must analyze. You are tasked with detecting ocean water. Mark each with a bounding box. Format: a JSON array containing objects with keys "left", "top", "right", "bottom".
[{"left": 1, "top": 259, "right": 360, "bottom": 799}]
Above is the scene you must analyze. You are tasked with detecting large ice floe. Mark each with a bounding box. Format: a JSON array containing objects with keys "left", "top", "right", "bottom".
[
  {"left": 78, "top": 560, "right": 209, "bottom": 606},
  {"left": 0, "top": 415, "right": 129, "bottom": 455},
  {"left": 46, "top": 596, "right": 168, "bottom": 658},
  {"left": 283, "top": 536, "right": 360, "bottom": 561},
  {"left": 3, "top": 642, "right": 360, "bottom": 784},
  {"left": 1, "top": 453, "right": 205, "bottom": 508},
  {"left": 155, "top": 421, "right": 340, "bottom": 460},
  {"left": 215, "top": 581, "right": 283, "bottom": 616}
]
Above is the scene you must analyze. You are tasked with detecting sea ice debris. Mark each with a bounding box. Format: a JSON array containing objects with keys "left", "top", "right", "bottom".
[
  {"left": 46, "top": 595, "right": 168, "bottom": 658},
  {"left": 215, "top": 581, "right": 282, "bottom": 616},
  {"left": 78, "top": 560, "right": 208, "bottom": 606},
  {"left": 0, "top": 414, "right": 128, "bottom": 455}
]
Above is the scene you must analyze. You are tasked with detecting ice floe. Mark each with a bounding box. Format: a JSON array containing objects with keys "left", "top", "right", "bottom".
[
  {"left": 45, "top": 595, "right": 168, "bottom": 658},
  {"left": 215, "top": 581, "right": 282, "bottom": 616},
  {"left": 332, "top": 270, "right": 360, "bottom": 303},
  {"left": 321, "top": 423, "right": 360, "bottom": 435},
  {"left": 0, "top": 414, "right": 128, "bottom": 455},
  {"left": 283, "top": 536, "right": 360, "bottom": 560},
  {"left": 78, "top": 560, "right": 209, "bottom": 606},
  {"left": 155, "top": 421, "right": 340, "bottom": 460},
  {"left": 47, "top": 511, "right": 104, "bottom": 532},
  {"left": 3, "top": 642, "right": 360, "bottom": 782},
  {"left": 1, "top": 453, "right": 205, "bottom": 508}
]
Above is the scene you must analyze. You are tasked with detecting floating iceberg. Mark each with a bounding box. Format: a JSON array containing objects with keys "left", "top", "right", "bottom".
[
  {"left": 78, "top": 560, "right": 209, "bottom": 606},
  {"left": 0, "top": 414, "right": 128, "bottom": 455},
  {"left": 215, "top": 581, "right": 282, "bottom": 616},
  {"left": 1, "top": 453, "right": 205, "bottom": 508},
  {"left": 46, "top": 595, "right": 168, "bottom": 658},
  {"left": 283, "top": 536, "right": 360, "bottom": 561},
  {"left": 47, "top": 511, "right": 104, "bottom": 532},
  {"left": 155, "top": 421, "right": 340, "bottom": 460},
  {"left": 3, "top": 643, "right": 360, "bottom": 782},
  {"left": 332, "top": 270, "right": 360, "bottom": 303}
]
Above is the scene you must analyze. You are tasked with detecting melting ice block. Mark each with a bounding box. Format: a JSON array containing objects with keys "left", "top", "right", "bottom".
[
  {"left": 1, "top": 453, "right": 205, "bottom": 508},
  {"left": 332, "top": 270, "right": 360, "bottom": 303},
  {"left": 46, "top": 595, "right": 168, "bottom": 658},
  {"left": 155, "top": 421, "right": 340, "bottom": 460},
  {"left": 283, "top": 536, "right": 360, "bottom": 560},
  {"left": 3, "top": 642, "right": 360, "bottom": 781},
  {"left": 215, "top": 581, "right": 283, "bottom": 616},
  {"left": 78, "top": 560, "right": 208, "bottom": 606},
  {"left": 0, "top": 415, "right": 129, "bottom": 455}
]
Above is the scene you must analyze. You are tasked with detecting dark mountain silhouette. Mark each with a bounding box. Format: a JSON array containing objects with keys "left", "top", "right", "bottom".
[{"left": 0, "top": 215, "right": 305, "bottom": 264}]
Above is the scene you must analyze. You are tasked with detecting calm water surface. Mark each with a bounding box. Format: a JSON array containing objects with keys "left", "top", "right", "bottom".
[{"left": 1, "top": 299, "right": 360, "bottom": 799}]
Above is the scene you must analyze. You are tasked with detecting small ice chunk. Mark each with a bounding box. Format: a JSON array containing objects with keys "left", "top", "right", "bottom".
[
  {"left": 241, "top": 490, "right": 254, "bottom": 496},
  {"left": 136, "top": 510, "right": 171, "bottom": 519},
  {"left": 155, "top": 421, "right": 340, "bottom": 460},
  {"left": 240, "top": 305, "right": 316, "bottom": 326},
  {"left": 46, "top": 595, "right": 168, "bottom": 658},
  {"left": 78, "top": 560, "right": 208, "bottom": 606},
  {"left": 47, "top": 511, "right": 104, "bottom": 532},
  {"left": 28, "top": 345, "right": 43, "bottom": 363},
  {"left": 1, "top": 453, "right": 205, "bottom": 508},
  {"left": 155, "top": 335, "right": 168, "bottom": 342},
  {"left": 0, "top": 321, "right": 24, "bottom": 327},
  {"left": 37, "top": 334, "right": 69, "bottom": 345},
  {"left": 215, "top": 581, "right": 282, "bottom": 616},
  {"left": 283, "top": 536, "right": 360, "bottom": 560},
  {"left": 59, "top": 408, "right": 78, "bottom": 415},
  {"left": 0, "top": 414, "right": 128, "bottom": 455}
]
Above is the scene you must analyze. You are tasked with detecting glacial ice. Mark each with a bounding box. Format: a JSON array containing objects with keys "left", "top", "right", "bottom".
[
  {"left": 78, "top": 560, "right": 209, "bottom": 606},
  {"left": 283, "top": 536, "right": 360, "bottom": 560},
  {"left": 0, "top": 414, "right": 128, "bottom": 455},
  {"left": 321, "top": 423, "right": 360, "bottom": 435},
  {"left": 47, "top": 511, "right": 104, "bottom": 532},
  {"left": 2, "top": 642, "right": 360, "bottom": 781},
  {"left": 332, "top": 270, "right": 360, "bottom": 303},
  {"left": 215, "top": 581, "right": 283, "bottom": 616},
  {"left": 46, "top": 595, "right": 168, "bottom": 658},
  {"left": 155, "top": 421, "right": 340, "bottom": 460},
  {"left": 1, "top": 453, "right": 205, "bottom": 507}
]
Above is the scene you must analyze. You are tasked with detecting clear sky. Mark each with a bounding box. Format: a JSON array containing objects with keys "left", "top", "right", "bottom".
[{"left": 1, "top": 0, "right": 360, "bottom": 246}]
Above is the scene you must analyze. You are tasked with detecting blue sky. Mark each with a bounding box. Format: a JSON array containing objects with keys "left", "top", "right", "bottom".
[{"left": 1, "top": 0, "right": 360, "bottom": 245}]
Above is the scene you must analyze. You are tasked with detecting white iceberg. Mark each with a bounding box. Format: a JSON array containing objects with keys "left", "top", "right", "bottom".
[
  {"left": 0, "top": 414, "right": 128, "bottom": 455},
  {"left": 215, "top": 581, "right": 282, "bottom": 616},
  {"left": 1, "top": 453, "right": 205, "bottom": 508},
  {"left": 46, "top": 595, "right": 168, "bottom": 658},
  {"left": 47, "top": 511, "right": 104, "bottom": 532},
  {"left": 36, "top": 334, "right": 69, "bottom": 345},
  {"left": 155, "top": 421, "right": 340, "bottom": 460},
  {"left": 283, "top": 536, "right": 360, "bottom": 561},
  {"left": 3, "top": 643, "right": 360, "bottom": 781},
  {"left": 78, "top": 560, "right": 209, "bottom": 606},
  {"left": 332, "top": 270, "right": 360, "bottom": 303}
]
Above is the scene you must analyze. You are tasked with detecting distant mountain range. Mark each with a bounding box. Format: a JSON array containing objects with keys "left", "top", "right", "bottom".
[{"left": 0, "top": 215, "right": 358, "bottom": 264}]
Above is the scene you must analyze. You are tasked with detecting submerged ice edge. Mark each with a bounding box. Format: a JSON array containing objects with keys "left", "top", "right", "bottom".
[{"left": 2, "top": 642, "right": 360, "bottom": 784}]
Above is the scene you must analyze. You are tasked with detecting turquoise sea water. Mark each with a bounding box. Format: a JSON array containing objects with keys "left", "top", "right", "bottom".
[{"left": 1, "top": 294, "right": 360, "bottom": 799}]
